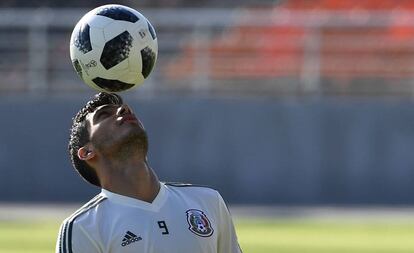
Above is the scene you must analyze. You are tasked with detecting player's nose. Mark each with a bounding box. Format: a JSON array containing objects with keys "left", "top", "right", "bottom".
[{"left": 117, "top": 104, "right": 133, "bottom": 116}]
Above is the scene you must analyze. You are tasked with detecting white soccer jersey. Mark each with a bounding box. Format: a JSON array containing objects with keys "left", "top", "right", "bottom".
[{"left": 56, "top": 183, "right": 242, "bottom": 253}]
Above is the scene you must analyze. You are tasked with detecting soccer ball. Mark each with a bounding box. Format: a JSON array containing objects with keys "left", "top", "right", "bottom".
[{"left": 70, "top": 4, "right": 158, "bottom": 92}]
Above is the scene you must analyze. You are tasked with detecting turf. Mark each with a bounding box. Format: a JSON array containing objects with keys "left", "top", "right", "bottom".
[
  {"left": 0, "top": 221, "right": 59, "bottom": 253},
  {"left": 236, "top": 219, "right": 414, "bottom": 253},
  {"left": 1, "top": 218, "right": 414, "bottom": 253}
]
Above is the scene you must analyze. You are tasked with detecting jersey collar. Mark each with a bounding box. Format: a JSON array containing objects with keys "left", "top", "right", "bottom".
[{"left": 100, "top": 182, "right": 168, "bottom": 212}]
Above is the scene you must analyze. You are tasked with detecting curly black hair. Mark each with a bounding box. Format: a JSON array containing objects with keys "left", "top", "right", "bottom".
[{"left": 68, "top": 92, "right": 123, "bottom": 187}]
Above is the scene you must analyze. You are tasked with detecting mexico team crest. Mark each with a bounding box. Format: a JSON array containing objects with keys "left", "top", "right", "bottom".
[{"left": 186, "top": 209, "right": 214, "bottom": 237}]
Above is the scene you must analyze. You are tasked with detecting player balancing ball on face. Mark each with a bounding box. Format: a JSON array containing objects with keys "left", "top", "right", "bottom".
[{"left": 70, "top": 4, "right": 158, "bottom": 93}]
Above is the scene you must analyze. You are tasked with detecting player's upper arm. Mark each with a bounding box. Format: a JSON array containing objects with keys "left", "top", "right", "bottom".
[
  {"left": 216, "top": 191, "right": 243, "bottom": 253},
  {"left": 56, "top": 219, "right": 101, "bottom": 253}
]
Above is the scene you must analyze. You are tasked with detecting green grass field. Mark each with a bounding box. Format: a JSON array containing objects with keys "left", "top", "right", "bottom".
[
  {"left": 237, "top": 219, "right": 414, "bottom": 253},
  {"left": 1, "top": 218, "right": 414, "bottom": 253}
]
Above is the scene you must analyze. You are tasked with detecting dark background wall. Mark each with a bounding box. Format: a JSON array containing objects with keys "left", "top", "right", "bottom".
[{"left": 1, "top": 95, "right": 414, "bottom": 205}]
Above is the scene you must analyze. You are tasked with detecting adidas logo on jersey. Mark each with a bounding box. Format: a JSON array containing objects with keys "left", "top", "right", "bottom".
[{"left": 121, "top": 231, "right": 142, "bottom": 247}]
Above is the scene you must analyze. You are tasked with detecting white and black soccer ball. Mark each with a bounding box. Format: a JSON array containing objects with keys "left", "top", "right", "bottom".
[{"left": 70, "top": 4, "right": 158, "bottom": 92}]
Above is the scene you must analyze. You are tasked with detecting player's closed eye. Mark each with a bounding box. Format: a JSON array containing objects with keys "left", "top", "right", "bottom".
[{"left": 96, "top": 111, "right": 111, "bottom": 120}]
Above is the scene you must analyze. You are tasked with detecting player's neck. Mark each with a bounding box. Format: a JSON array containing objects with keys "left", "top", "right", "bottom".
[{"left": 99, "top": 158, "right": 161, "bottom": 203}]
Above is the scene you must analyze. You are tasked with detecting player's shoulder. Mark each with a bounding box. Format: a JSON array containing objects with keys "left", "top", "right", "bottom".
[
  {"left": 164, "top": 182, "right": 220, "bottom": 198},
  {"left": 62, "top": 193, "right": 108, "bottom": 225},
  {"left": 57, "top": 194, "right": 108, "bottom": 253},
  {"left": 164, "top": 182, "right": 218, "bottom": 191}
]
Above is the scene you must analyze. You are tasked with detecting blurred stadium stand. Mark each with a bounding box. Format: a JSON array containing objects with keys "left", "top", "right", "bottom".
[
  {"left": 0, "top": 0, "right": 268, "bottom": 8},
  {"left": 3, "top": 1, "right": 414, "bottom": 96}
]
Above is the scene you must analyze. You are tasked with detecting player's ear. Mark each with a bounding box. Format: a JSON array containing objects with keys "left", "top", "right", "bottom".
[{"left": 78, "top": 145, "right": 95, "bottom": 161}]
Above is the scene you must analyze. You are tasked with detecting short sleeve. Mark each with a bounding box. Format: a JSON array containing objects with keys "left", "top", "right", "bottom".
[
  {"left": 216, "top": 191, "right": 243, "bottom": 253},
  {"left": 55, "top": 219, "right": 101, "bottom": 253}
]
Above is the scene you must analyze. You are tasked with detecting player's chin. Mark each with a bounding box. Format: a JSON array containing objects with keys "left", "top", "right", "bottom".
[
  {"left": 124, "top": 122, "right": 146, "bottom": 136},
  {"left": 119, "top": 128, "right": 148, "bottom": 151},
  {"left": 122, "top": 125, "right": 147, "bottom": 141}
]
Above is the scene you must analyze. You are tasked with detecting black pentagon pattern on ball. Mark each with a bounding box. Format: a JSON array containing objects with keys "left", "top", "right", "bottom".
[
  {"left": 74, "top": 23, "right": 92, "bottom": 54},
  {"left": 141, "top": 46, "right": 156, "bottom": 78},
  {"left": 92, "top": 77, "right": 135, "bottom": 92},
  {"left": 72, "top": 59, "right": 83, "bottom": 79},
  {"left": 100, "top": 31, "right": 133, "bottom": 70},
  {"left": 147, "top": 21, "right": 156, "bottom": 39},
  {"left": 95, "top": 6, "right": 139, "bottom": 23},
  {"left": 141, "top": 47, "right": 155, "bottom": 78}
]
